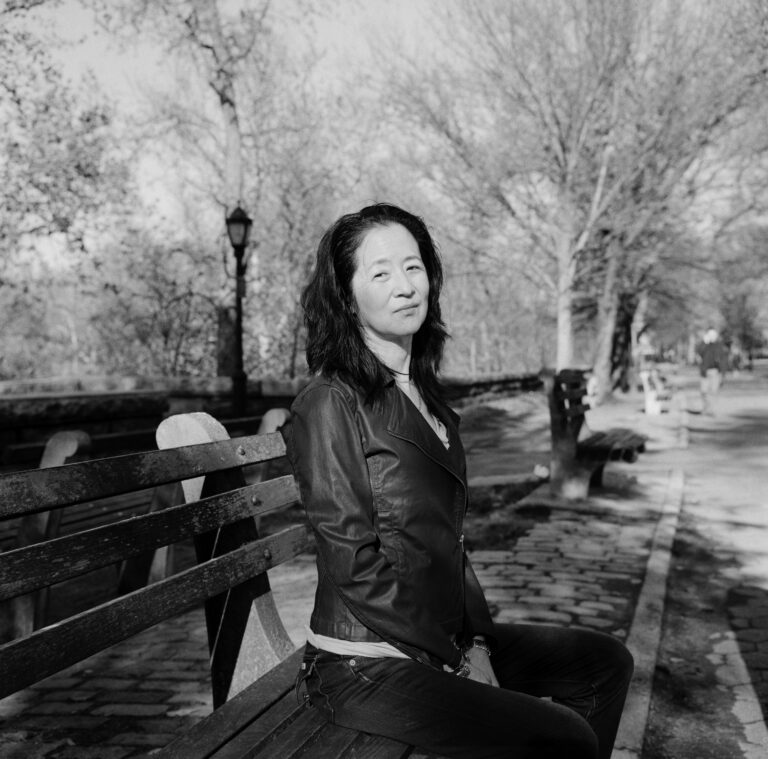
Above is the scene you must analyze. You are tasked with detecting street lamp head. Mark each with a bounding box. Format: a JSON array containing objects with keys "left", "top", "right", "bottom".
[{"left": 225, "top": 205, "right": 253, "bottom": 249}]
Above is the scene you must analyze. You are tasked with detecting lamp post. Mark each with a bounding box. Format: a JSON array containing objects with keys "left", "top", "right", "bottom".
[{"left": 225, "top": 205, "right": 252, "bottom": 417}]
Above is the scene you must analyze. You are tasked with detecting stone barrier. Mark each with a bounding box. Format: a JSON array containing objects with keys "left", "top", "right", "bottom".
[{"left": 0, "top": 373, "right": 542, "bottom": 468}]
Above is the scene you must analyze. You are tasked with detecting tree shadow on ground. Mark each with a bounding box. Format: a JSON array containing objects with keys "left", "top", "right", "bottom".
[
  {"left": 464, "top": 482, "right": 551, "bottom": 551},
  {"left": 644, "top": 512, "right": 767, "bottom": 758},
  {"left": 727, "top": 584, "right": 768, "bottom": 715},
  {"left": 459, "top": 396, "right": 549, "bottom": 450},
  {"left": 688, "top": 410, "right": 768, "bottom": 450}
]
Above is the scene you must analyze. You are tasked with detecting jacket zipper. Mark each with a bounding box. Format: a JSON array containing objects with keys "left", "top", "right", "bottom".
[{"left": 387, "top": 431, "right": 467, "bottom": 535}]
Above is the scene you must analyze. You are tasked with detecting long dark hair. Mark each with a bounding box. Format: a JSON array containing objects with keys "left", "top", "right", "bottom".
[{"left": 302, "top": 203, "right": 448, "bottom": 407}]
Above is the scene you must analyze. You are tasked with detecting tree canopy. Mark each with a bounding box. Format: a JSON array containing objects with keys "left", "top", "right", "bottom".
[{"left": 2, "top": 0, "right": 767, "bottom": 384}]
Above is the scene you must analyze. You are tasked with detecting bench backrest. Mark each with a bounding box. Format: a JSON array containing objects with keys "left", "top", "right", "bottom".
[
  {"left": 546, "top": 369, "right": 591, "bottom": 440},
  {"left": 0, "top": 412, "right": 309, "bottom": 707}
]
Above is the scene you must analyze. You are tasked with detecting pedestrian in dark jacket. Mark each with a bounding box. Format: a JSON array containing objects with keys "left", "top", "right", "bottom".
[
  {"left": 697, "top": 327, "right": 728, "bottom": 414},
  {"left": 283, "top": 203, "right": 633, "bottom": 759}
]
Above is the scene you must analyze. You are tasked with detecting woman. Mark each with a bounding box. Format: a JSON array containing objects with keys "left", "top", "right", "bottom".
[{"left": 283, "top": 203, "right": 633, "bottom": 759}]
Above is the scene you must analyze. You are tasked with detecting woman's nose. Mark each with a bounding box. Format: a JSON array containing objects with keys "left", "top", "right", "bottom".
[{"left": 392, "top": 269, "right": 416, "bottom": 295}]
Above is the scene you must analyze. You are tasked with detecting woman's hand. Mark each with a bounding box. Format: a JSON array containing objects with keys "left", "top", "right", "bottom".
[{"left": 465, "top": 646, "right": 499, "bottom": 687}]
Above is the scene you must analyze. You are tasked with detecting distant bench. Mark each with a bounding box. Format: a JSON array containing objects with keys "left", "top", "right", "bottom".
[
  {"left": 0, "top": 412, "right": 438, "bottom": 758},
  {"left": 545, "top": 369, "right": 647, "bottom": 499},
  {"left": 639, "top": 368, "right": 673, "bottom": 416}
]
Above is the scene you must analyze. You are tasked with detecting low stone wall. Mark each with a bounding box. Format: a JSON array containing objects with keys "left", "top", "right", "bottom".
[
  {"left": 444, "top": 373, "right": 543, "bottom": 406},
  {"left": 0, "top": 391, "right": 171, "bottom": 448},
  {"left": 0, "top": 373, "right": 542, "bottom": 467}
]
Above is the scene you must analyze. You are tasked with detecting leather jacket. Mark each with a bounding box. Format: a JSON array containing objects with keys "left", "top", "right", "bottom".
[{"left": 283, "top": 373, "right": 496, "bottom": 670}]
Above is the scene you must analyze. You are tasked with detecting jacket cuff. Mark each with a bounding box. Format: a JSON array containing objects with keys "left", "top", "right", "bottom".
[{"left": 445, "top": 645, "right": 463, "bottom": 669}]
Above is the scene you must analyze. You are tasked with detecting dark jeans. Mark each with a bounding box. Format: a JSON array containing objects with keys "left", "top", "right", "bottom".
[{"left": 298, "top": 624, "right": 633, "bottom": 759}]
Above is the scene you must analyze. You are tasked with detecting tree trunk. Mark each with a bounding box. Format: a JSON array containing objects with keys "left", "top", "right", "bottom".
[
  {"left": 591, "top": 240, "right": 620, "bottom": 404},
  {"left": 627, "top": 290, "right": 649, "bottom": 391},
  {"left": 189, "top": 0, "right": 244, "bottom": 207},
  {"left": 555, "top": 229, "right": 576, "bottom": 370}
]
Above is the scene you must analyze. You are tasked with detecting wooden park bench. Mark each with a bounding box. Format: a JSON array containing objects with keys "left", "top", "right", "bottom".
[
  {"left": 0, "top": 411, "right": 437, "bottom": 758},
  {"left": 545, "top": 369, "right": 647, "bottom": 500},
  {"left": 639, "top": 368, "right": 673, "bottom": 416}
]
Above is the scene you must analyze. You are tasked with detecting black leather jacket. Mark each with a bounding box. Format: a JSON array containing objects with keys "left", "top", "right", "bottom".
[{"left": 283, "top": 373, "right": 496, "bottom": 670}]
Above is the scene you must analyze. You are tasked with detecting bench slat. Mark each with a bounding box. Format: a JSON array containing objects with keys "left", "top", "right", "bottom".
[
  {"left": 0, "top": 432, "right": 287, "bottom": 519},
  {"left": 585, "top": 432, "right": 645, "bottom": 450},
  {"left": 554, "top": 368, "right": 585, "bottom": 383},
  {"left": 562, "top": 402, "right": 590, "bottom": 417},
  {"left": 0, "top": 524, "right": 312, "bottom": 698},
  {"left": 578, "top": 429, "right": 646, "bottom": 462},
  {"left": 579, "top": 432, "right": 609, "bottom": 448},
  {"left": 251, "top": 705, "right": 345, "bottom": 759},
  {"left": 209, "top": 692, "right": 307, "bottom": 759},
  {"left": 343, "top": 733, "right": 418, "bottom": 759},
  {"left": 0, "top": 475, "right": 300, "bottom": 601},
  {"left": 156, "top": 650, "right": 303, "bottom": 758},
  {"left": 554, "top": 386, "right": 587, "bottom": 402},
  {"left": 288, "top": 720, "right": 364, "bottom": 759}
]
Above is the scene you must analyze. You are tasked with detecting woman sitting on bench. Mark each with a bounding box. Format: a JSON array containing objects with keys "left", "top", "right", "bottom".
[{"left": 284, "top": 203, "right": 633, "bottom": 759}]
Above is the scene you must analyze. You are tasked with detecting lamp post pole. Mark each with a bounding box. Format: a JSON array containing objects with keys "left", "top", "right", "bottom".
[
  {"left": 225, "top": 206, "right": 252, "bottom": 418},
  {"left": 232, "top": 242, "right": 247, "bottom": 417}
]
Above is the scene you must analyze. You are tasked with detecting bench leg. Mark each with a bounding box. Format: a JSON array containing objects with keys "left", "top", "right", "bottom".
[
  {"left": 550, "top": 459, "right": 608, "bottom": 500},
  {"left": 549, "top": 459, "right": 592, "bottom": 500},
  {"left": 589, "top": 464, "right": 606, "bottom": 490}
]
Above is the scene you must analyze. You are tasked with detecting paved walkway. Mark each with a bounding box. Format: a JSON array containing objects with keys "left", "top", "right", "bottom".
[
  {"left": 636, "top": 372, "right": 768, "bottom": 758},
  {"left": 1, "top": 369, "right": 767, "bottom": 758}
]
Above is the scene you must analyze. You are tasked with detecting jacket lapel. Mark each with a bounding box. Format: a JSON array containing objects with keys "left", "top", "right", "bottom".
[{"left": 385, "top": 385, "right": 466, "bottom": 482}]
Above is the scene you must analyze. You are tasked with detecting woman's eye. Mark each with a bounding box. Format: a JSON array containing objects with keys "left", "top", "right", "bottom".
[{"left": 372, "top": 271, "right": 387, "bottom": 280}]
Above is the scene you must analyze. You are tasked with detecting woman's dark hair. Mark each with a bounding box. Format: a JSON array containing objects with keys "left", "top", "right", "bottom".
[{"left": 302, "top": 203, "right": 448, "bottom": 407}]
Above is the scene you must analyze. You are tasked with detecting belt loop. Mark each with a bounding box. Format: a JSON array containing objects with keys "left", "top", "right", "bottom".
[{"left": 295, "top": 652, "right": 317, "bottom": 704}]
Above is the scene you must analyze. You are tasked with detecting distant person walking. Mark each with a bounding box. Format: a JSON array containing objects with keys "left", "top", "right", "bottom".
[{"left": 697, "top": 327, "right": 728, "bottom": 414}]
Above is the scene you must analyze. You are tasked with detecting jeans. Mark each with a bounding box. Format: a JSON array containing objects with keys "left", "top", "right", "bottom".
[
  {"left": 700, "top": 368, "right": 721, "bottom": 413},
  {"left": 297, "top": 623, "right": 633, "bottom": 759}
]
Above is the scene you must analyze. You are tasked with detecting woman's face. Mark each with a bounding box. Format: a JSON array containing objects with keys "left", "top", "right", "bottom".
[{"left": 350, "top": 223, "right": 429, "bottom": 347}]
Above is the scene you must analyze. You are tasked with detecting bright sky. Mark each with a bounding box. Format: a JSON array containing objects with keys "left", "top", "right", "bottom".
[
  {"left": 40, "top": 0, "right": 436, "bottom": 111},
  {"left": 28, "top": 0, "right": 437, "bottom": 224},
  {"left": 37, "top": 2, "right": 165, "bottom": 104}
]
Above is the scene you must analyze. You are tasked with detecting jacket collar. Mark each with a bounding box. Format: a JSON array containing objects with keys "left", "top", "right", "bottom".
[{"left": 384, "top": 382, "right": 465, "bottom": 482}]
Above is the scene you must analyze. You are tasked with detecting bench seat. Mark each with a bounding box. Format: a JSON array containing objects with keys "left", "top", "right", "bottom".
[
  {"left": 578, "top": 429, "right": 647, "bottom": 463},
  {"left": 156, "top": 647, "right": 422, "bottom": 758}
]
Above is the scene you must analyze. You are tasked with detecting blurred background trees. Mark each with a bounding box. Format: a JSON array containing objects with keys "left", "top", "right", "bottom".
[{"left": 2, "top": 0, "right": 767, "bottom": 390}]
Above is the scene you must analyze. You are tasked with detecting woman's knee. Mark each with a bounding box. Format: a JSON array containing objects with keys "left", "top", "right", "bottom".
[
  {"left": 547, "top": 707, "right": 600, "bottom": 759},
  {"left": 604, "top": 635, "right": 634, "bottom": 685}
]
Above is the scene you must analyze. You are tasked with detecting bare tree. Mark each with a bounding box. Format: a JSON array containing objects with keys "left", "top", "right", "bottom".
[
  {"left": 0, "top": 1, "right": 135, "bottom": 379},
  {"left": 90, "top": 0, "right": 353, "bottom": 378},
  {"left": 384, "top": 0, "right": 768, "bottom": 391}
]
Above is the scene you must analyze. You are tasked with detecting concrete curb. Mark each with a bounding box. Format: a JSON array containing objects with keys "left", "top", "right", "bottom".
[
  {"left": 612, "top": 467, "right": 684, "bottom": 759},
  {"left": 708, "top": 631, "right": 768, "bottom": 758}
]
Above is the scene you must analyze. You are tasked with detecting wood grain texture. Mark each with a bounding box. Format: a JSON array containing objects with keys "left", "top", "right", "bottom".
[
  {"left": 0, "top": 432, "right": 287, "bottom": 518},
  {"left": 0, "top": 524, "right": 311, "bottom": 698}
]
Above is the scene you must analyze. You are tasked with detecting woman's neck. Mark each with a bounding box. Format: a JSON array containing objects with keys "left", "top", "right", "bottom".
[{"left": 364, "top": 331, "right": 412, "bottom": 376}]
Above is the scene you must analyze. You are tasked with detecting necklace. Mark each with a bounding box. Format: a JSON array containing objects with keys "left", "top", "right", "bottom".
[{"left": 392, "top": 375, "right": 450, "bottom": 449}]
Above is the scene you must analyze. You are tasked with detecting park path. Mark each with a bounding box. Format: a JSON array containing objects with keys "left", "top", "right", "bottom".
[
  {"left": 0, "top": 368, "right": 767, "bottom": 757},
  {"left": 634, "top": 370, "right": 768, "bottom": 759}
]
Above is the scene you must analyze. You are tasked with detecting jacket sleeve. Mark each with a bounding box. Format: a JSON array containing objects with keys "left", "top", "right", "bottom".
[
  {"left": 463, "top": 554, "right": 497, "bottom": 648},
  {"left": 285, "top": 383, "right": 463, "bottom": 668}
]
